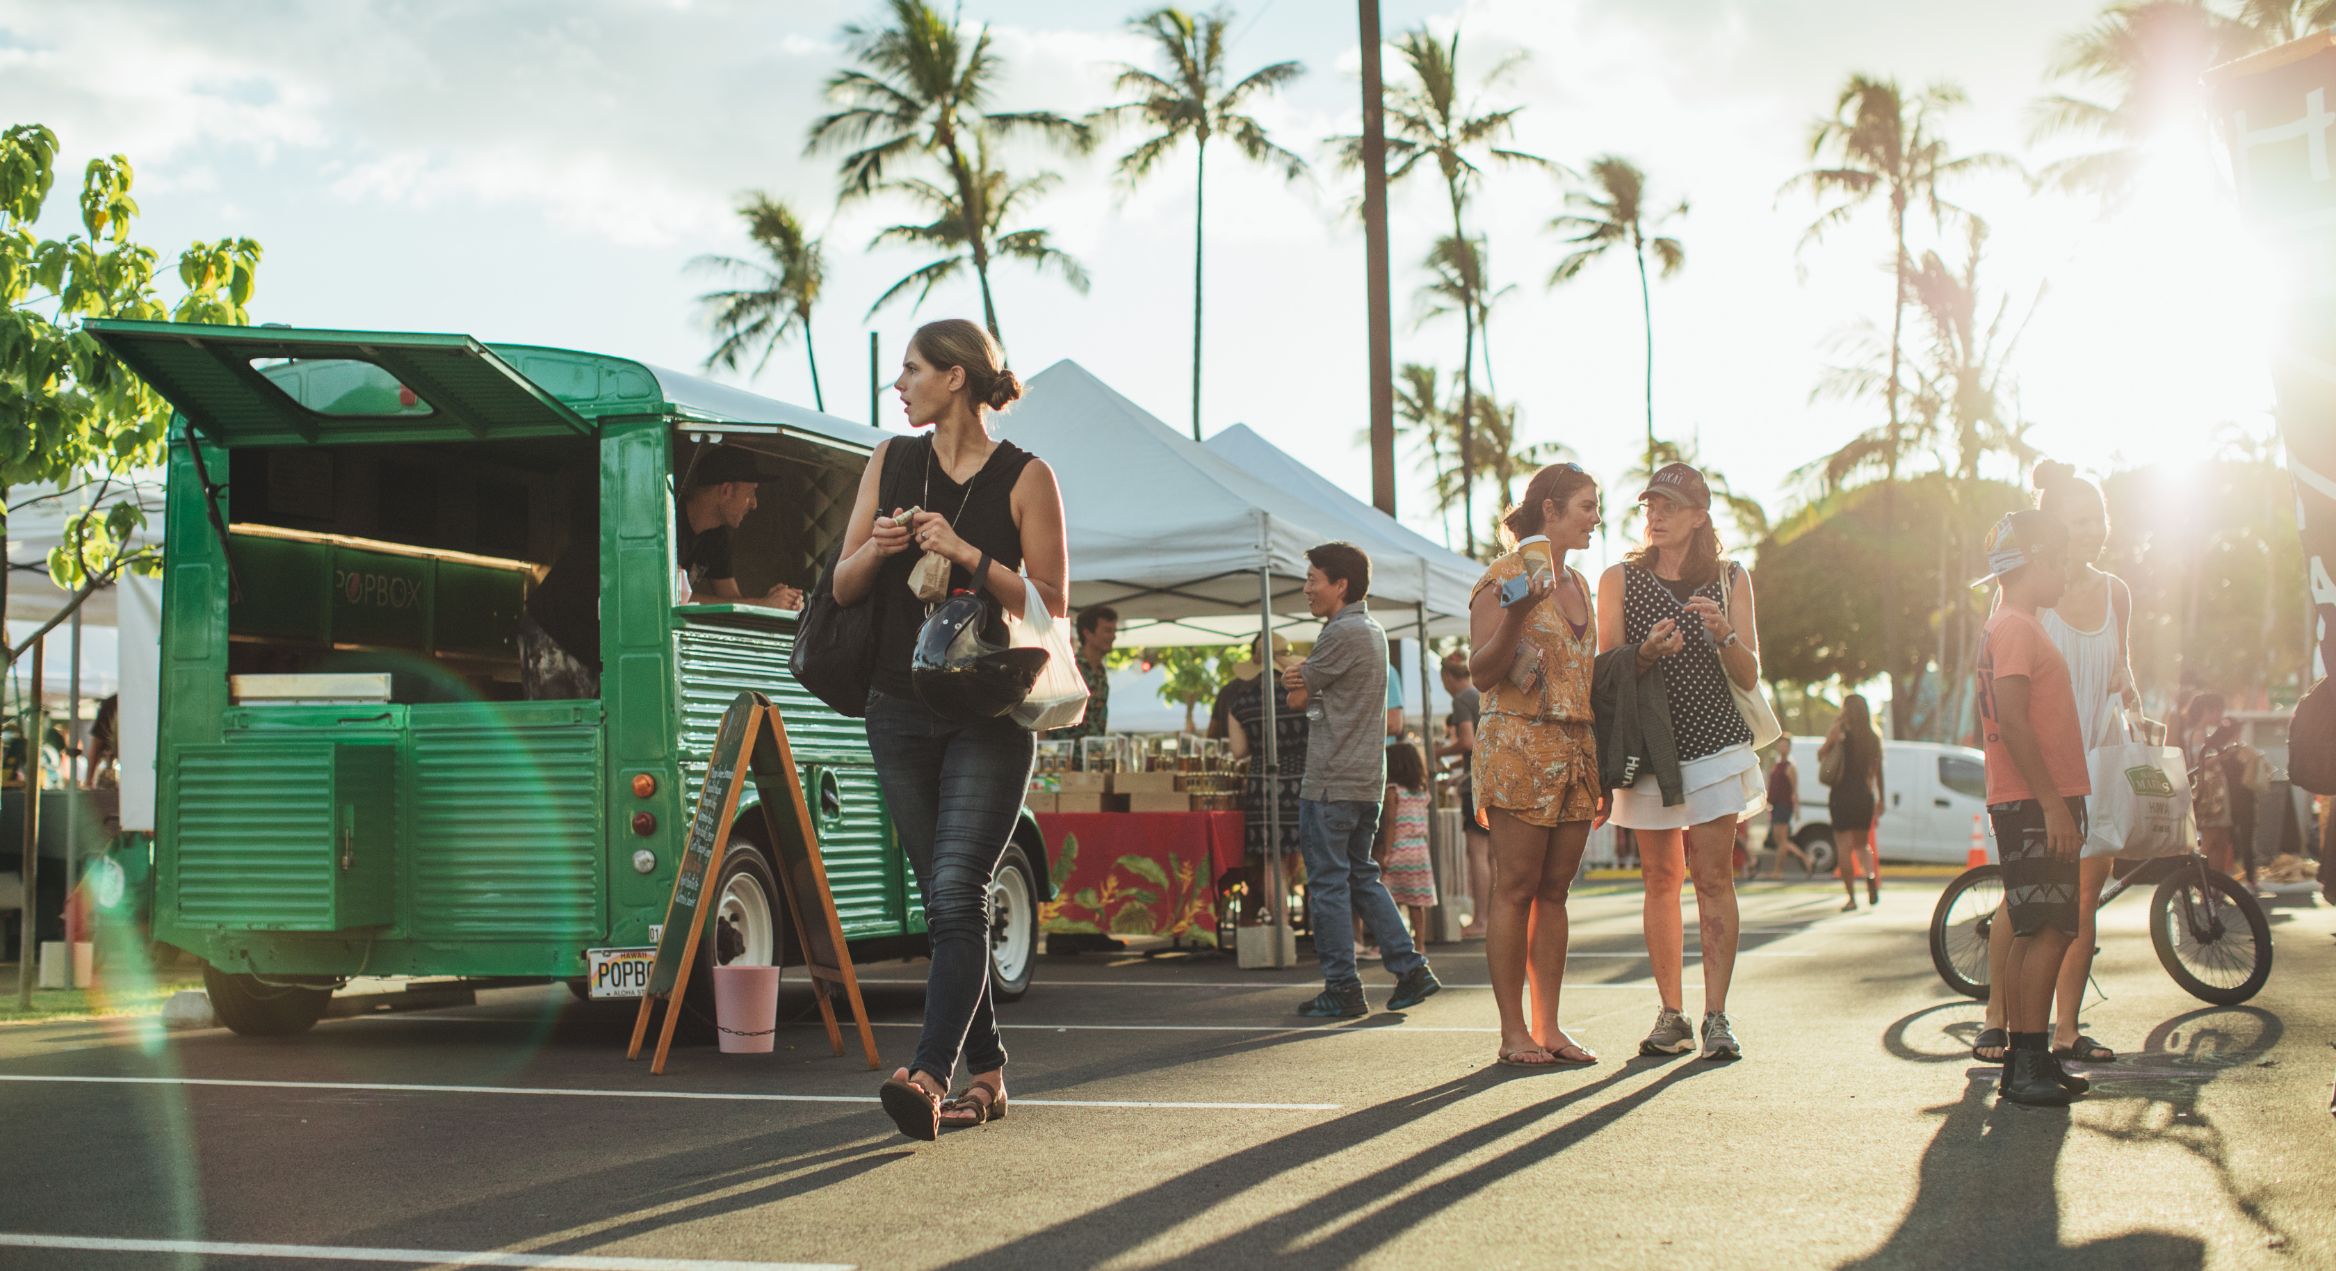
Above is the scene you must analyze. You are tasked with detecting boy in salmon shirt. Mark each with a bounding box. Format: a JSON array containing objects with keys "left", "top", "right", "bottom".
[{"left": 1974, "top": 510, "right": 2093, "bottom": 1107}]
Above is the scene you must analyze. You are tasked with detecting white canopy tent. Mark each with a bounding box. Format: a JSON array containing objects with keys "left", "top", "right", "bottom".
[{"left": 997, "top": 360, "right": 1470, "bottom": 647}]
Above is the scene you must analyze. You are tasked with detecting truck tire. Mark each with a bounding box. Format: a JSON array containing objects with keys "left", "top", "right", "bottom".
[
  {"left": 679, "top": 839, "right": 784, "bottom": 1044},
  {"left": 202, "top": 963, "right": 331, "bottom": 1037},
  {"left": 990, "top": 842, "right": 1038, "bottom": 1002}
]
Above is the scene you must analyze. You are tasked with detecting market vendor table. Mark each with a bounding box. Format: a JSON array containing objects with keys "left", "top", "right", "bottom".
[{"left": 1034, "top": 811, "right": 1245, "bottom": 945}]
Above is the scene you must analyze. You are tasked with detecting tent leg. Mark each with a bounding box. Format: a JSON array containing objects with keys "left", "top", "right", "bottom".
[{"left": 1258, "top": 566, "right": 1291, "bottom": 968}]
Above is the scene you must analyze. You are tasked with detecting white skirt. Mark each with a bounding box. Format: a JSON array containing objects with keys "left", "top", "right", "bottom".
[{"left": 1609, "top": 744, "right": 1768, "bottom": 831}]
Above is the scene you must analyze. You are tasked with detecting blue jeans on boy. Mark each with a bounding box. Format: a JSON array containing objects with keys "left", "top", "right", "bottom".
[{"left": 1299, "top": 798, "right": 1426, "bottom": 992}]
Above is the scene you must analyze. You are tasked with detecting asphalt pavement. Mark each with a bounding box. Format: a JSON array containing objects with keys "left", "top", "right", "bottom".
[{"left": 1, "top": 877, "right": 2330, "bottom": 1270}]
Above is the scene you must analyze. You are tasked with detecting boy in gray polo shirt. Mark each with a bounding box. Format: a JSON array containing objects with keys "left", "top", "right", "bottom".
[{"left": 1283, "top": 542, "right": 1441, "bottom": 1018}]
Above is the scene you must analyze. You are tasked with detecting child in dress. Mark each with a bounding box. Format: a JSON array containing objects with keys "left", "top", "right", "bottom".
[{"left": 1376, "top": 742, "right": 1438, "bottom": 947}]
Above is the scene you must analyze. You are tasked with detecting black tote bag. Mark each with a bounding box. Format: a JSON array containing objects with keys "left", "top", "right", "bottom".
[{"left": 788, "top": 437, "right": 921, "bottom": 717}]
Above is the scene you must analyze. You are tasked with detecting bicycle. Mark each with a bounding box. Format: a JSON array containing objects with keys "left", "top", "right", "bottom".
[{"left": 1927, "top": 842, "right": 2273, "bottom": 1007}]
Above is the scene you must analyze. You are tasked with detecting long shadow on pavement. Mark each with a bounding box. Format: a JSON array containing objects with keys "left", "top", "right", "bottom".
[{"left": 936, "top": 1055, "right": 1717, "bottom": 1270}]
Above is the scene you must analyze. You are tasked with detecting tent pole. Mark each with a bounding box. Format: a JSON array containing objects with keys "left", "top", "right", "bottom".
[{"left": 1258, "top": 564, "right": 1289, "bottom": 967}]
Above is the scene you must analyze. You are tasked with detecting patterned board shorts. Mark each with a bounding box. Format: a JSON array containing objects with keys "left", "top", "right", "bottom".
[{"left": 1990, "top": 796, "right": 2088, "bottom": 938}]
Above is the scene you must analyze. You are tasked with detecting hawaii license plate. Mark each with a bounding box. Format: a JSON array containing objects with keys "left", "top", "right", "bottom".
[{"left": 585, "top": 947, "right": 657, "bottom": 999}]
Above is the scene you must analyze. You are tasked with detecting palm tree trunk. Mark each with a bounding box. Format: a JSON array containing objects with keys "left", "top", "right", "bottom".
[
  {"left": 1635, "top": 238, "right": 1656, "bottom": 474},
  {"left": 1883, "top": 199, "right": 1908, "bottom": 732},
  {"left": 945, "top": 141, "right": 1003, "bottom": 344},
  {"left": 803, "top": 314, "right": 826, "bottom": 412},
  {"left": 1190, "top": 139, "right": 1207, "bottom": 442},
  {"left": 1448, "top": 192, "right": 1476, "bottom": 556}
]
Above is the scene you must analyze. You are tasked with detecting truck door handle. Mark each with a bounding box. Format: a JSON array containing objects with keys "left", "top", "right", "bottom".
[
  {"left": 340, "top": 826, "right": 356, "bottom": 872},
  {"left": 1933, "top": 798, "right": 1950, "bottom": 807}
]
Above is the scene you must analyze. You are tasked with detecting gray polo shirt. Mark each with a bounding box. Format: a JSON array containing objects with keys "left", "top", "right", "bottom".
[{"left": 1298, "top": 601, "right": 1389, "bottom": 803}]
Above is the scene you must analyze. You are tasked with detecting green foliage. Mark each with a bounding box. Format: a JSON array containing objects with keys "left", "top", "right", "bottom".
[
  {"left": 0, "top": 122, "right": 262, "bottom": 657},
  {"left": 1114, "top": 643, "right": 1241, "bottom": 730}
]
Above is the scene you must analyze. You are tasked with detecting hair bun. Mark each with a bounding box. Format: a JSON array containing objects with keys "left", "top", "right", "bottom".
[
  {"left": 986, "top": 368, "right": 1024, "bottom": 411},
  {"left": 2032, "top": 459, "right": 2077, "bottom": 491}
]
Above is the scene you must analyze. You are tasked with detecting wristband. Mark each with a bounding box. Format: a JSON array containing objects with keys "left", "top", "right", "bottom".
[{"left": 1720, "top": 631, "right": 1741, "bottom": 649}]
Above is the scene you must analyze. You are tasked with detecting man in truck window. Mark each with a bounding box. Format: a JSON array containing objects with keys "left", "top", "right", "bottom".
[{"left": 675, "top": 446, "right": 805, "bottom": 611}]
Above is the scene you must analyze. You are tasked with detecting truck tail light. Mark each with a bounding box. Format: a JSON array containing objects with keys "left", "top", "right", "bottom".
[
  {"left": 631, "top": 773, "right": 657, "bottom": 799},
  {"left": 632, "top": 811, "right": 657, "bottom": 836}
]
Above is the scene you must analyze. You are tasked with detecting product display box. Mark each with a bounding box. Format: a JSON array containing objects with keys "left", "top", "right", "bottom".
[
  {"left": 1022, "top": 792, "right": 1058, "bottom": 814},
  {"left": 1054, "top": 792, "right": 1129, "bottom": 814},
  {"left": 1058, "top": 771, "right": 1111, "bottom": 793},
  {"left": 1122, "top": 792, "right": 1193, "bottom": 814},
  {"left": 1112, "top": 771, "right": 1181, "bottom": 795}
]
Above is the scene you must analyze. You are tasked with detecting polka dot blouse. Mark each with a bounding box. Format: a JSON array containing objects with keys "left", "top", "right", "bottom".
[{"left": 1621, "top": 563, "right": 1753, "bottom": 762}]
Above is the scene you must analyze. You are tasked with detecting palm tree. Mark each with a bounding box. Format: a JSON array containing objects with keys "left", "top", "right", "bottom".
[
  {"left": 1547, "top": 156, "right": 1685, "bottom": 474},
  {"left": 1391, "top": 362, "right": 1459, "bottom": 542},
  {"left": 806, "top": 0, "right": 1090, "bottom": 343},
  {"left": 1783, "top": 74, "right": 2004, "bottom": 730},
  {"left": 1336, "top": 26, "right": 1554, "bottom": 555},
  {"left": 1092, "top": 6, "right": 1307, "bottom": 441},
  {"left": 2031, "top": 2, "right": 2260, "bottom": 206},
  {"left": 690, "top": 194, "right": 828, "bottom": 409},
  {"left": 1413, "top": 235, "right": 1488, "bottom": 552},
  {"left": 864, "top": 137, "right": 1090, "bottom": 319},
  {"left": 2238, "top": 0, "right": 2336, "bottom": 41}
]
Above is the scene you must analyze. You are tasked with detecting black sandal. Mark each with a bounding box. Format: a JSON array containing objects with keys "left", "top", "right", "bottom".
[
  {"left": 1971, "top": 1027, "right": 2009, "bottom": 1062},
  {"left": 939, "top": 1080, "right": 1007, "bottom": 1129},
  {"left": 879, "top": 1071, "right": 942, "bottom": 1141},
  {"left": 2052, "top": 1034, "right": 2116, "bottom": 1064}
]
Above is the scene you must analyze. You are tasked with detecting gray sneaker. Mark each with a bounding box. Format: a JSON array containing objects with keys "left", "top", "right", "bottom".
[
  {"left": 1700, "top": 1011, "right": 1742, "bottom": 1061},
  {"left": 1638, "top": 1007, "right": 1696, "bottom": 1056}
]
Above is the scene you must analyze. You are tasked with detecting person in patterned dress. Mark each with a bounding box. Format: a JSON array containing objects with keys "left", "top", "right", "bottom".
[
  {"left": 1375, "top": 741, "right": 1438, "bottom": 944},
  {"left": 1467, "top": 462, "right": 1604, "bottom": 1067}
]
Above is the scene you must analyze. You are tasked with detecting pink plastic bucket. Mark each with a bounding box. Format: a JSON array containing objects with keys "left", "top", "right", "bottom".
[{"left": 711, "top": 964, "right": 780, "bottom": 1054}]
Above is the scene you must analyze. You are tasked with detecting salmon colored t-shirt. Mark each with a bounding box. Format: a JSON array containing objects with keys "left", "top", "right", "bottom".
[{"left": 1977, "top": 606, "right": 2091, "bottom": 804}]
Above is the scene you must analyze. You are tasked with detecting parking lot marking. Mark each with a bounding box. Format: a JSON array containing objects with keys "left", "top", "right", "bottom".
[
  {"left": 0, "top": 1233, "right": 848, "bottom": 1270},
  {"left": 853, "top": 977, "right": 1705, "bottom": 990},
  {"left": 832, "top": 1021, "right": 1505, "bottom": 1034},
  {"left": 0, "top": 1074, "right": 1339, "bottom": 1112}
]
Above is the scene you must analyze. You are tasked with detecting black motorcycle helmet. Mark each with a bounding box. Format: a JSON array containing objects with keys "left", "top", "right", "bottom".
[{"left": 912, "top": 592, "right": 1050, "bottom": 722}]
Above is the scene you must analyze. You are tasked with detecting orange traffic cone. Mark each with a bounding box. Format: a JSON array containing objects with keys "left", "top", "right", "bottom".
[{"left": 1966, "top": 813, "right": 1988, "bottom": 868}]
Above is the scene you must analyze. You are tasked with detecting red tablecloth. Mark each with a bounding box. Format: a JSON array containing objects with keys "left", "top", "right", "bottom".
[{"left": 1034, "top": 812, "right": 1245, "bottom": 944}]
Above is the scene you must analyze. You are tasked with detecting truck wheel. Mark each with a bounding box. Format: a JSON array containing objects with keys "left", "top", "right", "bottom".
[
  {"left": 989, "top": 843, "right": 1038, "bottom": 1002},
  {"left": 202, "top": 963, "right": 331, "bottom": 1037},
  {"left": 1794, "top": 826, "right": 1838, "bottom": 877},
  {"left": 680, "top": 840, "right": 783, "bottom": 1043}
]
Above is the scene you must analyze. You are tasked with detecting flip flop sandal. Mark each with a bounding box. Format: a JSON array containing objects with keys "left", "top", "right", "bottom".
[
  {"left": 2052, "top": 1035, "right": 2116, "bottom": 1064},
  {"left": 879, "top": 1074, "right": 941, "bottom": 1141},
  {"left": 939, "top": 1082, "right": 1007, "bottom": 1129},
  {"left": 1971, "top": 1027, "right": 2009, "bottom": 1062},
  {"left": 1548, "top": 1043, "right": 1599, "bottom": 1065},
  {"left": 1497, "top": 1047, "right": 1560, "bottom": 1067}
]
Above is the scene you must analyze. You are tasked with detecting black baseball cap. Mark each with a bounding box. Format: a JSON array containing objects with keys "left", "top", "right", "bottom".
[
  {"left": 1638, "top": 462, "right": 1710, "bottom": 510},
  {"left": 685, "top": 446, "right": 764, "bottom": 488}
]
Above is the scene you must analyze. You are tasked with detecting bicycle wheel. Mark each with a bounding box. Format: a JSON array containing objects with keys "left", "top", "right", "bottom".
[
  {"left": 2150, "top": 862, "right": 2273, "bottom": 1005},
  {"left": 1928, "top": 864, "right": 2002, "bottom": 999}
]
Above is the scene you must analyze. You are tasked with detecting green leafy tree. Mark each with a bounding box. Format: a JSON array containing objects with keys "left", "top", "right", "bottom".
[
  {"left": 691, "top": 194, "right": 828, "bottom": 409},
  {"left": 1091, "top": 6, "right": 1307, "bottom": 441},
  {"left": 1547, "top": 155, "right": 1686, "bottom": 474},
  {"left": 807, "top": 0, "right": 1091, "bottom": 344},
  {"left": 1336, "top": 27, "right": 1554, "bottom": 556},
  {"left": 1115, "top": 644, "right": 1242, "bottom": 732},
  {"left": 2, "top": 123, "right": 261, "bottom": 665},
  {"left": 862, "top": 137, "right": 1090, "bottom": 319}
]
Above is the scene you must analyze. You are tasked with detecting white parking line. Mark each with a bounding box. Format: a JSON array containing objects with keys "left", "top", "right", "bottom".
[
  {"left": 853, "top": 978, "right": 1703, "bottom": 990},
  {"left": 0, "top": 1073, "right": 1339, "bottom": 1112},
  {"left": 0, "top": 1233, "right": 846, "bottom": 1270}
]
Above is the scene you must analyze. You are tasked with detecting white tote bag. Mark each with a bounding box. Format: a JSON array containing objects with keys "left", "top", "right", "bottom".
[
  {"left": 1005, "top": 578, "right": 1090, "bottom": 732},
  {"left": 2081, "top": 698, "right": 2193, "bottom": 860},
  {"left": 1717, "top": 562, "right": 1782, "bottom": 751}
]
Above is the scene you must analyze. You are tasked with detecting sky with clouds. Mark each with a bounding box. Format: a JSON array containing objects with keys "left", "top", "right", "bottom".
[{"left": 0, "top": 0, "right": 2279, "bottom": 566}]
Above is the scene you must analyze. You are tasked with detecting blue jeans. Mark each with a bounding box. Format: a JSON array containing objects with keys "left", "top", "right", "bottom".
[
  {"left": 1299, "top": 798, "right": 1426, "bottom": 992},
  {"left": 864, "top": 690, "right": 1037, "bottom": 1084}
]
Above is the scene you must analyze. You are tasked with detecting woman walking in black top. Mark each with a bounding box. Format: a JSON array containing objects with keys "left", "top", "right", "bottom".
[
  {"left": 1820, "top": 693, "right": 1885, "bottom": 912},
  {"left": 831, "top": 319, "right": 1068, "bottom": 1140},
  {"left": 1597, "top": 463, "right": 1768, "bottom": 1061}
]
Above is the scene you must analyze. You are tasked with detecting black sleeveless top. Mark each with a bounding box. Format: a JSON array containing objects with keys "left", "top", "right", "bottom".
[
  {"left": 1621, "top": 563, "right": 1753, "bottom": 761},
  {"left": 869, "top": 434, "right": 1037, "bottom": 699}
]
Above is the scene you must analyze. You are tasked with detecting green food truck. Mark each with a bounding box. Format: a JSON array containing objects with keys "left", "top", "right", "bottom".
[{"left": 86, "top": 319, "right": 1052, "bottom": 1036}]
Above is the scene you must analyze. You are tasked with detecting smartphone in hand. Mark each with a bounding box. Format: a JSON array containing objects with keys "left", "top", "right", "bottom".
[{"left": 1499, "top": 573, "right": 1533, "bottom": 608}]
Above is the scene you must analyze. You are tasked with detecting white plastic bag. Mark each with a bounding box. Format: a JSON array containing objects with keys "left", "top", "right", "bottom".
[
  {"left": 1006, "top": 578, "right": 1089, "bottom": 732},
  {"left": 2083, "top": 700, "right": 2193, "bottom": 860}
]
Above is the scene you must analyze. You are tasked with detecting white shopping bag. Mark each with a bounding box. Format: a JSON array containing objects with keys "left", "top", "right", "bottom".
[
  {"left": 2082, "top": 701, "right": 2193, "bottom": 860},
  {"left": 1005, "top": 578, "right": 1089, "bottom": 732}
]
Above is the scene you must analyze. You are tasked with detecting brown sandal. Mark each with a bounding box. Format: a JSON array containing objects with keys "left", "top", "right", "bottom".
[
  {"left": 939, "top": 1079, "right": 1007, "bottom": 1129},
  {"left": 879, "top": 1070, "right": 942, "bottom": 1141}
]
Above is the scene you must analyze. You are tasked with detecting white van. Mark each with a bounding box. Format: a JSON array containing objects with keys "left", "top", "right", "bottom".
[{"left": 1771, "top": 736, "right": 1992, "bottom": 866}]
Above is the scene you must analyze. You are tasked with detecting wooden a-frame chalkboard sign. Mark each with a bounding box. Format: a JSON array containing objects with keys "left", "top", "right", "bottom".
[{"left": 628, "top": 690, "right": 879, "bottom": 1075}]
